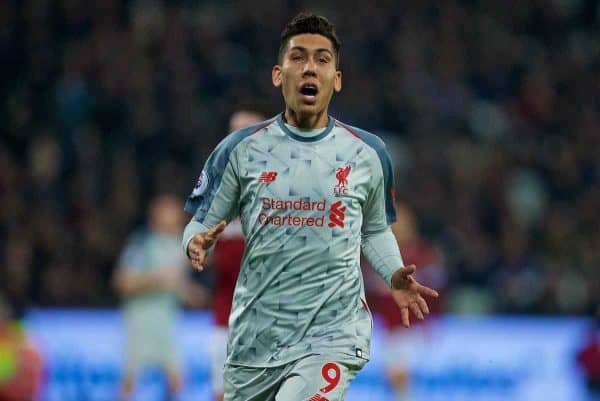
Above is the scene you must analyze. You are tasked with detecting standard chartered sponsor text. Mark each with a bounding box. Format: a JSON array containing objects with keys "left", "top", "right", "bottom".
[
  {"left": 259, "top": 197, "right": 327, "bottom": 227},
  {"left": 261, "top": 197, "right": 326, "bottom": 211}
]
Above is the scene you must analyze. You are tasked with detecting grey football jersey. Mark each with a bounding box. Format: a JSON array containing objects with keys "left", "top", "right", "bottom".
[{"left": 185, "top": 114, "right": 397, "bottom": 367}]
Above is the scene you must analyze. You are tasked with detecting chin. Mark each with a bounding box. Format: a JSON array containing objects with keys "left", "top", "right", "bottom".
[{"left": 295, "top": 103, "right": 321, "bottom": 115}]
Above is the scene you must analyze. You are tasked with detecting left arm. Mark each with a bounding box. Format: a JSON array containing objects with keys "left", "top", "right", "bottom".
[
  {"left": 360, "top": 139, "right": 401, "bottom": 287},
  {"left": 361, "top": 140, "right": 438, "bottom": 327}
]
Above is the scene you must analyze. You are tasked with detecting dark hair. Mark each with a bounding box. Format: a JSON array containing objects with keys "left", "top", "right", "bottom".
[{"left": 278, "top": 13, "right": 341, "bottom": 68}]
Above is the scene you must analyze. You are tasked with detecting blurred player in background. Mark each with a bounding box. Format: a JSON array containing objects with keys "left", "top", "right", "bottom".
[
  {"left": 0, "top": 295, "right": 43, "bottom": 401},
  {"left": 113, "top": 194, "right": 189, "bottom": 401},
  {"left": 209, "top": 109, "right": 266, "bottom": 401},
  {"left": 364, "top": 201, "right": 446, "bottom": 401},
  {"left": 183, "top": 13, "right": 438, "bottom": 401}
]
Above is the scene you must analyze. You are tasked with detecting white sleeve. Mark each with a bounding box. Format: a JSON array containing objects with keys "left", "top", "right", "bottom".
[
  {"left": 181, "top": 219, "right": 211, "bottom": 256},
  {"left": 362, "top": 227, "right": 404, "bottom": 287},
  {"left": 360, "top": 139, "right": 401, "bottom": 286}
]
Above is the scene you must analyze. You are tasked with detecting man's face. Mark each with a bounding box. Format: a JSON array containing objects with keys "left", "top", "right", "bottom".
[
  {"left": 229, "top": 110, "right": 265, "bottom": 132},
  {"left": 272, "top": 34, "right": 342, "bottom": 117},
  {"left": 149, "top": 195, "right": 183, "bottom": 235}
]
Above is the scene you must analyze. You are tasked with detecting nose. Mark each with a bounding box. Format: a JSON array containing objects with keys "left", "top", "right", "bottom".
[{"left": 302, "top": 59, "right": 317, "bottom": 77}]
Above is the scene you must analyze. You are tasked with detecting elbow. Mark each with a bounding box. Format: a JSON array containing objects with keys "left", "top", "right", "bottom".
[{"left": 361, "top": 227, "right": 390, "bottom": 242}]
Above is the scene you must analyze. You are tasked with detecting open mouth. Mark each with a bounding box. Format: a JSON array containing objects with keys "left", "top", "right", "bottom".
[{"left": 299, "top": 84, "right": 318, "bottom": 100}]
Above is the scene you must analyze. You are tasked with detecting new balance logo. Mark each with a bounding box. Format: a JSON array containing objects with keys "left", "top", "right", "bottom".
[
  {"left": 309, "top": 394, "right": 329, "bottom": 401},
  {"left": 328, "top": 200, "right": 346, "bottom": 228},
  {"left": 258, "top": 171, "right": 278, "bottom": 183}
]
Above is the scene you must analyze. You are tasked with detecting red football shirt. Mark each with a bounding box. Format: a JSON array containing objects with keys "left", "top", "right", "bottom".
[
  {"left": 211, "top": 220, "right": 245, "bottom": 327},
  {"left": 364, "top": 238, "right": 446, "bottom": 329}
]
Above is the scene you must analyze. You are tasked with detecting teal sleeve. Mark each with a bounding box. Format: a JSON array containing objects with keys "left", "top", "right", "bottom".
[
  {"left": 341, "top": 124, "right": 396, "bottom": 225},
  {"left": 184, "top": 118, "right": 275, "bottom": 219},
  {"left": 184, "top": 148, "right": 241, "bottom": 225}
]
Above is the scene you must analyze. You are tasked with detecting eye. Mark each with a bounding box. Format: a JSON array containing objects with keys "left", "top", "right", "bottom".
[
  {"left": 319, "top": 57, "right": 330, "bottom": 64},
  {"left": 291, "top": 54, "right": 304, "bottom": 62}
]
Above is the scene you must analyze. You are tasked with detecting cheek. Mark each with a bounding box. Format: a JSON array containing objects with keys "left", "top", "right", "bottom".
[
  {"left": 281, "top": 75, "right": 297, "bottom": 97},
  {"left": 282, "top": 81, "right": 295, "bottom": 99},
  {"left": 322, "top": 74, "right": 338, "bottom": 94}
]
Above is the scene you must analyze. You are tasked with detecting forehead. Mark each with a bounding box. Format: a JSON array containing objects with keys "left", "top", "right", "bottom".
[{"left": 285, "top": 33, "right": 334, "bottom": 53}]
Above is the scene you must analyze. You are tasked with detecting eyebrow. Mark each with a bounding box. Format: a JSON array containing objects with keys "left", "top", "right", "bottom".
[{"left": 288, "top": 46, "right": 334, "bottom": 57}]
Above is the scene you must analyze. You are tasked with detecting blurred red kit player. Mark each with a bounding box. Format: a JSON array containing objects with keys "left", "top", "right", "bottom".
[{"left": 363, "top": 202, "right": 446, "bottom": 401}]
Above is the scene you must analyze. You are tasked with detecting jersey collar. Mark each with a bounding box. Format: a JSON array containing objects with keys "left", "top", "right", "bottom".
[{"left": 277, "top": 113, "right": 335, "bottom": 142}]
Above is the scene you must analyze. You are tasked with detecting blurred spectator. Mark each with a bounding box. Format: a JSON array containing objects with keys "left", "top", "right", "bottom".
[
  {"left": 0, "top": 0, "right": 597, "bottom": 317},
  {"left": 0, "top": 295, "right": 43, "bottom": 401},
  {"left": 112, "top": 194, "right": 195, "bottom": 400}
]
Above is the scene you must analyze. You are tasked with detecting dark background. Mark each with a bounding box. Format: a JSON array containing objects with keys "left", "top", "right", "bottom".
[{"left": 0, "top": 0, "right": 598, "bottom": 316}]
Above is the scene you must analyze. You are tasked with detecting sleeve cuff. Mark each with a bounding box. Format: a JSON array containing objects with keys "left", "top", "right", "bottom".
[{"left": 182, "top": 219, "right": 210, "bottom": 256}]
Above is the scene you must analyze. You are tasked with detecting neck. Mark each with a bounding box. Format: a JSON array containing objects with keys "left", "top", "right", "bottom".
[{"left": 284, "top": 108, "right": 329, "bottom": 129}]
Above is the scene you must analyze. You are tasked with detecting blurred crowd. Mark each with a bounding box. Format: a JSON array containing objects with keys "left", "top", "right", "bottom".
[{"left": 0, "top": 0, "right": 598, "bottom": 316}]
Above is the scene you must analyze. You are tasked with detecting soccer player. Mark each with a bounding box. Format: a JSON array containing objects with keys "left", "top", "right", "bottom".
[
  {"left": 210, "top": 109, "right": 266, "bottom": 401},
  {"left": 183, "top": 13, "right": 438, "bottom": 401},
  {"left": 113, "top": 194, "right": 188, "bottom": 401}
]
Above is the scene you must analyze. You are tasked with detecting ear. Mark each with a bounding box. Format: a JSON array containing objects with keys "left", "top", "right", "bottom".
[
  {"left": 334, "top": 70, "right": 342, "bottom": 92},
  {"left": 272, "top": 65, "right": 282, "bottom": 88}
]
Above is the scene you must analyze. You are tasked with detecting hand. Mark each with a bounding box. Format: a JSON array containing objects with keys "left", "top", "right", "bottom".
[
  {"left": 390, "top": 264, "right": 439, "bottom": 328},
  {"left": 187, "top": 220, "right": 227, "bottom": 271}
]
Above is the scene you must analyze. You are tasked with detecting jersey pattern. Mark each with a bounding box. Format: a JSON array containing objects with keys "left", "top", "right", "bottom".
[{"left": 185, "top": 113, "right": 396, "bottom": 367}]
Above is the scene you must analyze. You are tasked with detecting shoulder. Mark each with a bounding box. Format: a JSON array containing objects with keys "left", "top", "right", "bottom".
[
  {"left": 334, "top": 119, "right": 387, "bottom": 150},
  {"left": 118, "top": 228, "right": 150, "bottom": 266},
  {"left": 203, "top": 117, "right": 278, "bottom": 173},
  {"left": 124, "top": 229, "right": 150, "bottom": 249},
  {"left": 218, "top": 117, "right": 278, "bottom": 153},
  {"left": 333, "top": 119, "right": 390, "bottom": 161}
]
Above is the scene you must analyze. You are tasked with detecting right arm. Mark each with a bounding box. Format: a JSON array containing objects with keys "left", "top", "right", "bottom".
[{"left": 182, "top": 135, "right": 243, "bottom": 270}]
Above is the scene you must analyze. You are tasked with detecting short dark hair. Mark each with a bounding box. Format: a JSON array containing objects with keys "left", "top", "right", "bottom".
[{"left": 278, "top": 13, "right": 341, "bottom": 68}]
